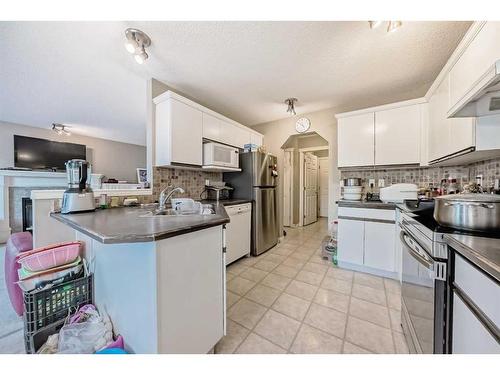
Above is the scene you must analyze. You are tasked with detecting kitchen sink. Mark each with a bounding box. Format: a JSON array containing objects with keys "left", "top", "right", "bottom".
[{"left": 140, "top": 203, "right": 216, "bottom": 217}]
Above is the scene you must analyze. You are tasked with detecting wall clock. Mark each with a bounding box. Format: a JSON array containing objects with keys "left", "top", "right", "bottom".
[{"left": 295, "top": 117, "right": 311, "bottom": 133}]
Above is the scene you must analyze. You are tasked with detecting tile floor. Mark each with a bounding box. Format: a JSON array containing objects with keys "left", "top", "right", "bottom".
[{"left": 216, "top": 218, "right": 409, "bottom": 354}]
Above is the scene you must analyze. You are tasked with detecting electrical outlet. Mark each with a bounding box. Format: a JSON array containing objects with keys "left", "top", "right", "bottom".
[
  {"left": 369, "top": 179, "right": 375, "bottom": 188},
  {"left": 476, "top": 175, "right": 483, "bottom": 186},
  {"left": 378, "top": 179, "right": 385, "bottom": 188}
]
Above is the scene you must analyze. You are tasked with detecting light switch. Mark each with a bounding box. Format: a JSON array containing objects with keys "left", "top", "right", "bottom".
[{"left": 378, "top": 179, "right": 385, "bottom": 188}]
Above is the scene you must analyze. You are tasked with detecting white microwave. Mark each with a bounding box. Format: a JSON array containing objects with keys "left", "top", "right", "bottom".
[{"left": 203, "top": 142, "right": 240, "bottom": 169}]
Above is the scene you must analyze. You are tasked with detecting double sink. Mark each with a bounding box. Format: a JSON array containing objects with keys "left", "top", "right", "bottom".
[{"left": 140, "top": 203, "right": 216, "bottom": 217}]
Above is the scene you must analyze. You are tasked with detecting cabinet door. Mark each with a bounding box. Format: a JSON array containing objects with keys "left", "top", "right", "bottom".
[
  {"left": 449, "top": 22, "right": 500, "bottom": 112},
  {"left": 364, "top": 221, "right": 396, "bottom": 272},
  {"left": 337, "top": 113, "right": 375, "bottom": 167},
  {"left": 202, "top": 112, "right": 221, "bottom": 142},
  {"left": 427, "top": 78, "right": 451, "bottom": 161},
  {"left": 250, "top": 132, "right": 263, "bottom": 147},
  {"left": 218, "top": 121, "right": 249, "bottom": 148},
  {"left": 375, "top": 105, "right": 421, "bottom": 165},
  {"left": 452, "top": 292, "right": 500, "bottom": 354},
  {"left": 170, "top": 98, "right": 203, "bottom": 165},
  {"left": 337, "top": 219, "right": 364, "bottom": 265}
]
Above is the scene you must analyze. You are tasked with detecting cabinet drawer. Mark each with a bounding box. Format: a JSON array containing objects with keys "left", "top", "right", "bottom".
[
  {"left": 454, "top": 254, "right": 500, "bottom": 327},
  {"left": 338, "top": 207, "right": 395, "bottom": 222}
]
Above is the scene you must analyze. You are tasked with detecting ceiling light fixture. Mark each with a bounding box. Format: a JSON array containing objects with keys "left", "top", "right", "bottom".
[
  {"left": 124, "top": 28, "right": 151, "bottom": 64},
  {"left": 285, "top": 98, "right": 298, "bottom": 116},
  {"left": 52, "top": 123, "right": 71, "bottom": 136},
  {"left": 387, "top": 21, "right": 403, "bottom": 33},
  {"left": 369, "top": 21, "right": 383, "bottom": 29}
]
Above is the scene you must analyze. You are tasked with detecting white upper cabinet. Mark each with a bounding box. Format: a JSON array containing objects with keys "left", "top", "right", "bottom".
[
  {"left": 337, "top": 112, "right": 375, "bottom": 167},
  {"left": 375, "top": 105, "right": 421, "bottom": 165},
  {"left": 154, "top": 91, "right": 263, "bottom": 168},
  {"left": 250, "top": 132, "right": 263, "bottom": 147},
  {"left": 448, "top": 22, "right": 500, "bottom": 116},
  {"left": 155, "top": 97, "right": 203, "bottom": 166}
]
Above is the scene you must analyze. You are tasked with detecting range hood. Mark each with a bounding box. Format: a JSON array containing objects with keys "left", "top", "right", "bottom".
[{"left": 448, "top": 60, "right": 500, "bottom": 118}]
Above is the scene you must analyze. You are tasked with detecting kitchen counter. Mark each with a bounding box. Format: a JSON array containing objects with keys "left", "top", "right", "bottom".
[
  {"left": 50, "top": 203, "right": 230, "bottom": 244},
  {"left": 201, "top": 198, "right": 252, "bottom": 206},
  {"left": 337, "top": 199, "right": 396, "bottom": 210},
  {"left": 445, "top": 234, "right": 500, "bottom": 282}
]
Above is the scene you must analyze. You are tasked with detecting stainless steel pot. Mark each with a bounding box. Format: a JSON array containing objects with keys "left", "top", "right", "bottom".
[
  {"left": 434, "top": 194, "right": 500, "bottom": 232},
  {"left": 343, "top": 178, "right": 362, "bottom": 186}
]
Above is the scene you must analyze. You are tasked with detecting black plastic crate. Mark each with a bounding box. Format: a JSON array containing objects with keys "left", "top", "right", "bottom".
[
  {"left": 24, "top": 319, "right": 65, "bottom": 354},
  {"left": 23, "top": 274, "right": 93, "bottom": 335}
]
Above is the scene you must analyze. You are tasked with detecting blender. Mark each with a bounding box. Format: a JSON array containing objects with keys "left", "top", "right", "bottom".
[{"left": 61, "top": 159, "right": 96, "bottom": 214}]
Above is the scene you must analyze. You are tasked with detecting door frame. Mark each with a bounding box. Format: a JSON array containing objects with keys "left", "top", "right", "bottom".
[
  {"left": 282, "top": 148, "right": 294, "bottom": 227},
  {"left": 298, "top": 146, "right": 328, "bottom": 226},
  {"left": 317, "top": 156, "right": 329, "bottom": 218}
]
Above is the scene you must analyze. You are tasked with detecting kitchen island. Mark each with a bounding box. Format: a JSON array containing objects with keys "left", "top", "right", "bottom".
[{"left": 50, "top": 203, "right": 230, "bottom": 354}]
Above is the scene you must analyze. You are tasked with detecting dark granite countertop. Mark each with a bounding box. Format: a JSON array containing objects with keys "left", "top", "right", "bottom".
[
  {"left": 201, "top": 199, "right": 252, "bottom": 207},
  {"left": 50, "top": 202, "right": 230, "bottom": 244},
  {"left": 445, "top": 234, "right": 500, "bottom": 283},
  {"left": 337, "top": 200, "right": 396, "bottom": 210}
]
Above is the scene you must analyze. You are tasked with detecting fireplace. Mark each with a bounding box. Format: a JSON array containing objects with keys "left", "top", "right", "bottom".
[{"left": 22, "top": 197, "right": 33, "bottom": 233}]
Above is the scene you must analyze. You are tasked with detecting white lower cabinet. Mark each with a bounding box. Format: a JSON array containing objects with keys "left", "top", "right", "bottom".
[
  {"left": 337, "top": 207, "right": 398, "bottom": 278},
  {"left": 225, "top": 203, "right": 251, "bottom": 265},
  {"left": 337, "top": 219, "right": 364, "bottom": 265},
  {"left": 363, "top": 221, "right": 396, "bottom": 272}
]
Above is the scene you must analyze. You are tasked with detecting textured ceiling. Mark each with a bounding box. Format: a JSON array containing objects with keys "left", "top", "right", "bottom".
[{"left": 0, "top": 21, "right": 471, "bottom": 145}]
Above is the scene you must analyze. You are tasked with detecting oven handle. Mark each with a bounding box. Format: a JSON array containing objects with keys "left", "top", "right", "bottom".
[{"left": 399, "top": 230, "right": 434, "bottom": 269}]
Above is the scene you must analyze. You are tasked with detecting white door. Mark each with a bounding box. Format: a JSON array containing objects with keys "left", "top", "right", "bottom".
[
  {"left": 318, "top": 157, "right": 329, "bottom": 217},
  {"left": 303, "top": 153, "right": 318, "bottom": 226},
  {"left": 283, "top": 150, "right": 293, "bottom": 227}
]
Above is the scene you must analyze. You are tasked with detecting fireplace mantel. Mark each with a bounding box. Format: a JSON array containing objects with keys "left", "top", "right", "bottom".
[{"left": 0, "top": 170, "right": 67, "bottom": 242}]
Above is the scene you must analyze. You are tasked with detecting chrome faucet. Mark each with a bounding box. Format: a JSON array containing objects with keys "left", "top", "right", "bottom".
[{"left": 158, "top": 185, "right": 185, "bottom": 211}]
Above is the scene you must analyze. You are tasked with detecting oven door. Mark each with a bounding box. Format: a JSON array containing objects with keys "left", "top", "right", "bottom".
[{"left": 400, "top": 229, "right": 439, "bottom": 354}]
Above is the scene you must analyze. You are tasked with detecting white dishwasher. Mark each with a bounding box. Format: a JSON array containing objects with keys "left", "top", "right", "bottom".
[{"left": 225, "top": 203, "right": 252, "bottom": 265}]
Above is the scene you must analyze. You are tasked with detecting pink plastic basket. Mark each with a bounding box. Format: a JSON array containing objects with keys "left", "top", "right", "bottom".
[{"left": 16, "top": 241, "right": 81, "bottom": 272}]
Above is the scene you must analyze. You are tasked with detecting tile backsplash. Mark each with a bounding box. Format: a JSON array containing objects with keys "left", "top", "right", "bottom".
[
  {"left": 142, "top": 167, "right": 223, "bottom": 203},
  {"left": 340, "top": 156, "right": 500, "bottom": 192}
]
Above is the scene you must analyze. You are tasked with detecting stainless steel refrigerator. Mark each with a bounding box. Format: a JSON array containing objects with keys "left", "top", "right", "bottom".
[{"left": 223, "top": 151, "right": 279, "bottom": 256}]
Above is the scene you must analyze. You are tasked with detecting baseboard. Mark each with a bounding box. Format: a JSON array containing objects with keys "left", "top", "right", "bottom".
[{"left": 337, "top": 261, "right": 399, "bottom": 280}]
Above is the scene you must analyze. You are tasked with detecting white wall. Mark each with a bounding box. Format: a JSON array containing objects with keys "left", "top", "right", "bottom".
[
  {"left": 252, "top": 108, "right": 341, "bottom": 234},
  {"left": 0, "top": 121, "right": 146, "bottom": 182}
]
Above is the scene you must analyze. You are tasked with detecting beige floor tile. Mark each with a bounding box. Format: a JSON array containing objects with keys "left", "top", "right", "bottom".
[
  {"left": 314, "top": 288, "right": 350, "bottom": 313},
  {"left": 253, "top": 259, "right": 280, "bottom": 272},
  {"left": 265, "top": 254, "right": 287, "bottom": 264},
  {"left": 302, "top": 262, "right": 328, "bottom": 276},
  {"left": 326, "top": 267, "right": 354, "bottom": 281},
  {"left": 351, "top": 283, "right": 387, "bottom": 306},
  {"left": 295, "top": 270, "right": 324, "bottom": 286},
  {"left": 354, "top": 272, "right": 385, "bottom": 290},
  {"left": 226, "top": 272, "right": 236, "bottom": 282},
  {"left": 387, "top": 291, "right": 402, "bottom": 311},
  {"left": 290, "top": 324, "right": 343, "bottom": 354},
  {"left": 282, "top": 257, "right": 306, "bottom": 269},
  {"left": 261, "top": 273, "right": 292, "bottom": 291},
  {"left": 239, "top": 267, "right": 269, "bottom": 283},
  {"left": 272, "top": 293, "right": 311, "bottom": 321},
  {"left": 384, "top": 278, "right": 401, "bottom": 294},
  {"left": 272, "top": 247, "right": 294, "bottom": 256},
  {"left": 235, "top": 333, "right": 287, "bottom": 354},
  {"left": 285, "top": 280, "right": 318, "bottom": 301},
  {"left": 345, "top": 316, "right": 395, "bottom": 353},
  {"left": 389, "top": 309, "right": 403, "bottom": 333},
  {"left": 304, "top": 303, "right": 347, "bottom": 338},
  {"left": 227, "top": 262, "right": 249, "bottom": 276},
  {"left": 393, "top": 331, "right": 409, "bottom": 354},
  {"left": 235, "top": 256, "right": 259, "bottom": 267},
  {"left": 215, "top": 320, "right": 249, "bottom": 354},
  {"left": 227, "top": 276, "right": 257, "bottom": 296},
  {"left": 342, "top": 341, "right": 373, "bottom": 354},
  {"left": 273, "top": 264, "right": 300, "bottom": 278},
  {"left": 349, "top": 297, "right": 391, "bottom": 328},
  {"left": 321, "top": 277, "right": 352, "bottom": 295},
  {"left": 308, "top": 255, "right": 332, "bottom": 266},
  {"left": 289, "top": 252, "right": 311, "bottom": 261},
  {"left": 228, "top": 298, "right": 267, "bottom": 330},
  {"left": 254, "top": 310, "right": 301, "bottom": 349},
  {"left": 226, "top": 291, "right": 241, "bottom": 308},
  {"left": 245, "top": 284, "right": 281, "bottom": 307}
]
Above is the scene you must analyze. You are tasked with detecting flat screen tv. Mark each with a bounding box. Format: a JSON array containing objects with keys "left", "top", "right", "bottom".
[{"left": 14, "top": 135, "right": 86, "bottom": 171}]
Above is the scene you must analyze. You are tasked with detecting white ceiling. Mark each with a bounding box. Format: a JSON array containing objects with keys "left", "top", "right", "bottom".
[{"left": 0, "top": 21, "right": 471, "bottom": 146}]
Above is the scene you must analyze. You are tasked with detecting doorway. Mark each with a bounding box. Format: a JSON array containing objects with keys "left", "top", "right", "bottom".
[{"left": 281, "top": 132, "right": 329, "bottom": 227}]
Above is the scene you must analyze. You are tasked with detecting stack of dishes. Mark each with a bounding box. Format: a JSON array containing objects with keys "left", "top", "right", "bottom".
[
  {"left": 15, "top": 241, "right": 83, "bottom": 292},
  {"left": 342, "top": 178, "right": 363, "bottom": 201}
]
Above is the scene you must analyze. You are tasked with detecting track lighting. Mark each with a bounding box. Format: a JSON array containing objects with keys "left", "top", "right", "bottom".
[
  {"left": 124, "top": 28, "right": 151, "bottom": 64},
  {"left": 368, "top": 21, "right": 403, "bottom": 33},
  {"left": 285, "top": 98, "right": 298, "bottom": 116},
  {"left": 52, "top": 123, "right": 71, "bottom": 136}
]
